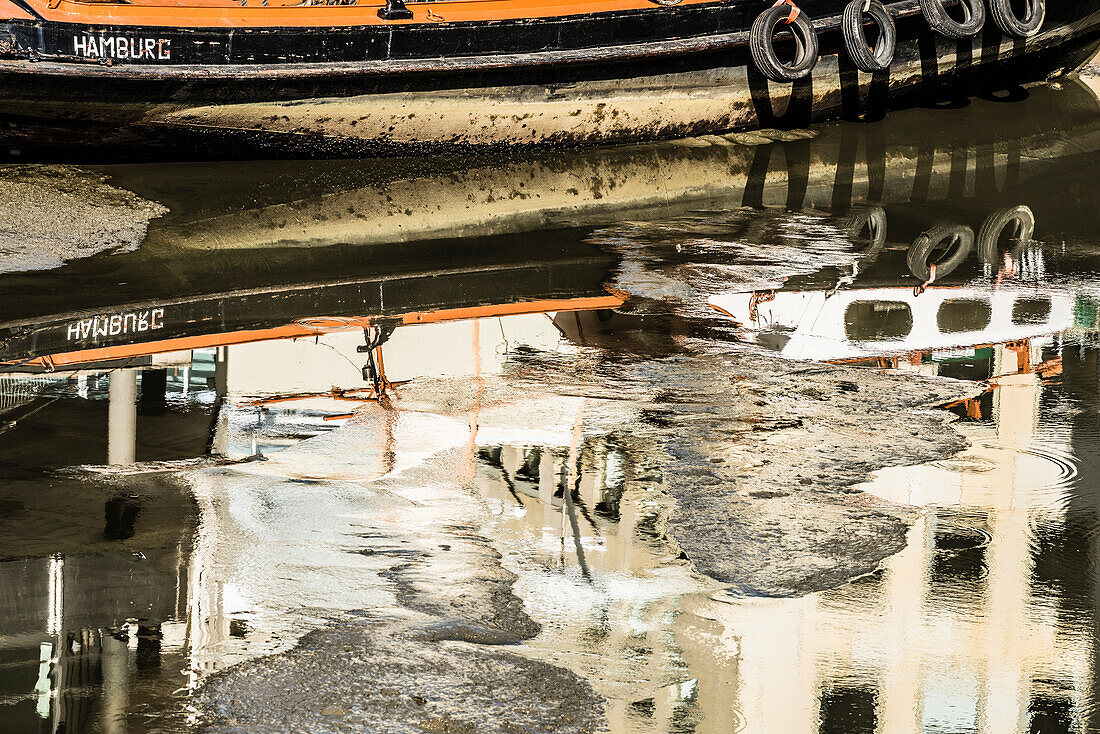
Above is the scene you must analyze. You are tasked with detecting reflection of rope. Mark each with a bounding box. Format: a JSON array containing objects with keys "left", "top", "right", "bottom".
[
  {"left": 312, "top": 339, "right": 365, "bottom": 376},
  {"left": 0, "top": 355, "right": 40, "bottom": 374},
  {"left": 497, "top": 318, "right": 511, "bottom": 357},
  {"left": 293, "top": 316, "right": 363, "bottom": 332},
  {"left": 240, "top": 382, "right": 409, "bottom": 408},
  {"left": 748, "top": 290, "right": 776, "bottom": 321},
  {"left": 913, "top": 263, "right": 937, "bottom": 297},
  {"left": 0, "top": 396, "right": 58, "bottom": 436}
]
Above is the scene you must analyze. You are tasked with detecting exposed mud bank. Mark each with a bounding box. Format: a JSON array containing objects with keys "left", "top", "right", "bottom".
[
  {"left": 647, "top": 354, "right": 973, "bottom": 596},
  {"left": 0, "top": 165, "right": 165, "bottom": 273},
  {"left": 193, "top": 441, "right": 607, "bottom": 734},
  {"left": 506, "top": 347, "right": 975, "bottom": 597},
  {"left": 198, "top": 614, "right": 605, "bottom": 734}
]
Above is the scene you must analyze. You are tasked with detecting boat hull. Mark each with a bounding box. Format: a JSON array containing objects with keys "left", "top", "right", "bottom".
[{"left": 0, "top": 0, "right": 1096, "bottom": 155}]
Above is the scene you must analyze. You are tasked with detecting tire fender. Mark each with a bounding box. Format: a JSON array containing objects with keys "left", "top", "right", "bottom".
[
  {"left": 907, "top": 224, "right": 975, "bottom": 281},
  {"left": 988, "top": 0, "right": 1044, "bottom": 38},
  {"left": 919, "top": 0, "right": 985, "bottom": 40},
  {"left": 750, "top": 3, "right": 820, "bottom": 83},
  {"left": 978, "top": 206, "right": 1035, "bottom": 265},
  {"left": 842, "top": 0, "right": 896, "bottom": 73}
]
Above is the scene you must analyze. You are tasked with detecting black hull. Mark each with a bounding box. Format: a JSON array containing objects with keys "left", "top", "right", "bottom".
[{"left": 0, "top": 0, "right": 1095, "bottom": 156}]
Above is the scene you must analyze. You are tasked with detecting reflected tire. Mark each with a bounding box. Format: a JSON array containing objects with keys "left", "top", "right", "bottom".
[
  {"left": 907, "top": 224, "right": 975, "bottom": 281},
  {"left": 750, "top": 5, "right": 820, "bottom": 83},
  {"left": 989, "top": 0, "right": 1044, "bottom": 37},
  {"left": 842, "top": 0, "right": 896, "bottom": 73},
  {"left": 978, "top": 206, "right": 1035, "bottom": 265},
  {"left": 838, "top": 204, "right": 888, "bottom": 267},
  {"left": 919, "top": 0, "right": 985, "bottom": 39}
]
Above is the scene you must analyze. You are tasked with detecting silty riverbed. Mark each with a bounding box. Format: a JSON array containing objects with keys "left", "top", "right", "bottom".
[{"left": 1, "top": 67, "right": 1100, "bottom": 734}]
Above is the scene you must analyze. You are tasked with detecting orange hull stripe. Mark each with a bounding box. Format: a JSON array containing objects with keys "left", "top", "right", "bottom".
[{"left": 17, "top": 0, "right": 717, "bottom": 28}]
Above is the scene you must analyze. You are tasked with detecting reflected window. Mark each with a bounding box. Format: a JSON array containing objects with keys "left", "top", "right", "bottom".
[
  {"left": 930, "top": 527, "right": 989, "bottom": 584},
  {"left": 1028, "top": 694, "right": 1075, "bottom": 734},
  {"left": 937, "top": 299, "right": 992, "bottom": 334},
  {"left": 936, "top": 347, "right": 995, "bottom": 382},
  {"left": 477, "top": 446, "right": 503, "bottom": 468},
  {"left": 1012, "top": 297, "right": 1052, "bottom": 325},
  {"left": 844, "top": 302, "right": 913, "bottom": 341},
  {"left": 819, "top": 685, "right": 878, "bottom": 734},
  {"left": 516, "top": 448, "right": 542, "bottom": 483}
]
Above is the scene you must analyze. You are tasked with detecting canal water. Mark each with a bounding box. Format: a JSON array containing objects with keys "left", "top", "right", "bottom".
[{"left": 1, "top": 71, "right": 1099, "bottom": 733}]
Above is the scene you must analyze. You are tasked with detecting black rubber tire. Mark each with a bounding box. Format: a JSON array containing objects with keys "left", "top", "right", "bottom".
[
  {"left": 988, "top": 0, "right": 1044, "bottom": 38},
  {"left": 842, "top": 0, "right": 896, "bottom": 73},
  {"left": 907, "top": 224, "right": 975, "bottom": 281},
  {"left": 978, "top": 205, "right": 1035, "bottom": 264},
  {"left": 919, "top": 0, "right": 985, "bottom": 39},
  {"left": 750, "top": 5, "right": 820, "bottom": 83}
]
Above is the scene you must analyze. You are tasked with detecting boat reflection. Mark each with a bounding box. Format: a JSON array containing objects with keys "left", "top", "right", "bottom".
[
  {"left": 1, "top": 65, "right": 1100, "bottom": 734},
  {"left": 4, "top": 262, "right": 1100, "bottom": 733},
  {"left": 2, "top": 72, "right": 1100, "bottom": 327}
]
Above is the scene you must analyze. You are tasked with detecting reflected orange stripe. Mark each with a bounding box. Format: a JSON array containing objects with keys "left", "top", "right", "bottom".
[
  {"left": 19, "top": 321, "right": 368, "bottom": 368},
  {"left": 8, "top": 295, "right": 625, "bottom": 369},
  {"left": 401, "top": 295, "right": 623, "bottom": 325}
]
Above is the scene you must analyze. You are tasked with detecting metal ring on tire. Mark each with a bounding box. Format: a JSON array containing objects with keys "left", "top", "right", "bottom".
[
  {"left": 907, "top": 224, "right": 975, "bottom": 281},
  {"left": 842, "top": 0, "right": 896, "bottom": 73},
  {"left": 978, "top": 206, "right": 1035, "bottom": 264},
  {"left": 988, "top": 0, "right": 1044, "bottom": 38},
  {"left": 750, "top": 3, "right": 820, "bottom": 83},
  {"left": 919, "top": 0, "right": 985, "bottom": 39}
]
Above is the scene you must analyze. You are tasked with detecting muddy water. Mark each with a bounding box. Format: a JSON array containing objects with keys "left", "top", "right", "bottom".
[{"left": 1, "top": 73, "right": 1100, "bottom": 734}]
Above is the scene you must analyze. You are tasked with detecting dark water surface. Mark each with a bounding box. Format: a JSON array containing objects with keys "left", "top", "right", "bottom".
[{"left": 1, "top": 72, "right": 1100, "bottom": 733}]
